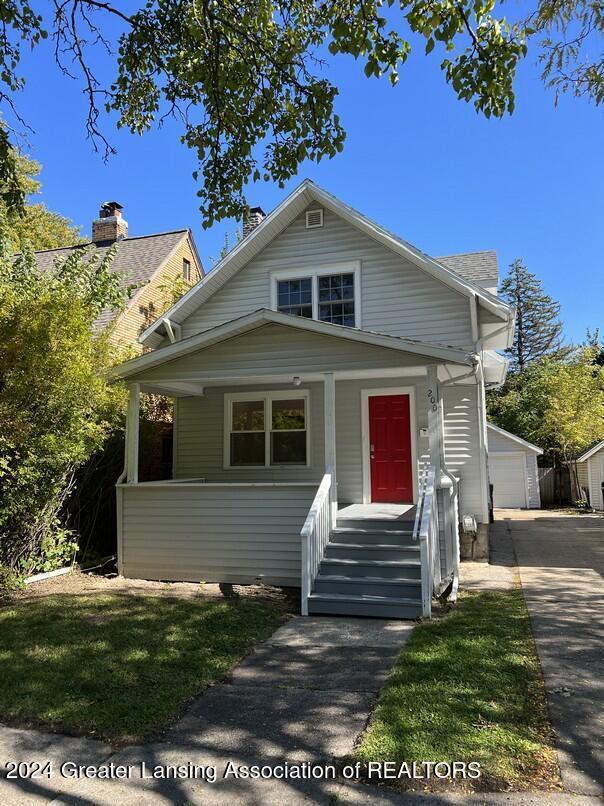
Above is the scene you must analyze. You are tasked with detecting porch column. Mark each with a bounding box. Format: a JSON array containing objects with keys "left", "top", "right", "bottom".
[
  {"left": 426, "top": 365, "right": 444, "bottom": 470},
  {"left": 125, "top": 383, "right": 140, "bottom": 483},
  {"left": 323, "top": 372, "right": 337, "bottom": 524}
]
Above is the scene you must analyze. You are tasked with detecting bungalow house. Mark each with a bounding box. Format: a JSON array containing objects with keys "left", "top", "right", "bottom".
[
  {"left": 576, "top": 442, "right": 604, "bottom": 510},
  {"left": 111, "top": 180, "right": 515, "bottom": 619},
  {"left": 30, "top": 201, "right": 203, "bottom": 350}
]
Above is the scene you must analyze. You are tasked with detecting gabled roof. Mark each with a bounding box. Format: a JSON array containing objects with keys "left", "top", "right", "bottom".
[
  {"left": 28, "top": 230, "right": 203, "bottom": 332},
  {"left": 436, "top": 251, "right": 498, "bottom": 287},
  {"left": 487, "top": 423, "right": 543, "bottom": 454},
  {"left": 576, "top": 441, "right": 604, "bottom": 462},
  {"left": 112, "top": 308, "right": 473, "bottom": 380},
  {"left": 139, "top": 179, "right": 512, "bottom": 349}
]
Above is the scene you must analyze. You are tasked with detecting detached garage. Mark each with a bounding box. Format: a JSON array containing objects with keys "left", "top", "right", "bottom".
[
  {"left": 487, "top": 423, "right": 543, "bottom": 509},
  {"left": 576, "top": 441, "right": 604, "bottom": 511}
]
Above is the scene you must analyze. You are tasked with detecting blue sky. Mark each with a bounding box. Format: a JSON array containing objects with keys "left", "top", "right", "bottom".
[{"left": 12, "top": 18, "right": 603, "bottom": 344}]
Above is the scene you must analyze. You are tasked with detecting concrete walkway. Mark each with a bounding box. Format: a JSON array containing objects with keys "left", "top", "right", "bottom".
[
  {"left": 494, "top": 510, "right": 604, "bottom": 798},
  {"left": 0, "top": 617, "right": 415, "bottom": 804}
]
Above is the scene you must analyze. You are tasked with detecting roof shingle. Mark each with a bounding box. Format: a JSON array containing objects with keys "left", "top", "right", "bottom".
[{"left": 436, "top": 250, "right": 499, "bottom": 286}]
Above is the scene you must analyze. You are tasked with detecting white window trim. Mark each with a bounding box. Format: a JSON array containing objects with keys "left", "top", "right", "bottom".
[
  {"left": 360, "top": 387, "right": 418, "bottom": 505},
  {"left": 270, "top": 261, "right": 362, "bottom": 328},
  {"left": 224, "top": 389, "right": 311, "bottom": 469}
]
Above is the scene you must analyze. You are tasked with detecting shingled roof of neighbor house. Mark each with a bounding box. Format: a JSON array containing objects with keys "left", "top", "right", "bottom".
[
  {"left": 27, "top": 229, "right": 195, "bottom": 332},
  {"left": 436, "top": 251, "right": 499, "bottom": 288}
]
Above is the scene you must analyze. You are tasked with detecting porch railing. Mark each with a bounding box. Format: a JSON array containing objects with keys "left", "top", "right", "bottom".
[
  {"left": 300, "top": 465, "right": 335, "bottom": 616},
  {"left": 413, "top": 464, "right": 461, "bottom": 617},
  {"left": 413, "top": 464, "right": 439, "bottom": 617}
]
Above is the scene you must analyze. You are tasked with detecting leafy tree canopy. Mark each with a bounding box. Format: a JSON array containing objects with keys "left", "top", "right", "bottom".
[
  {"left": 488, "top": 346, "right": 604, "bottom": 463},
  {"left": 0, "top": 0, "right": 601, "bottom": 225},
  {"left": 0, "top": 238, "right": 128, "bottom": 586},
  {"left": 500, "top": 258, "right": 567, "bottom": 372}
]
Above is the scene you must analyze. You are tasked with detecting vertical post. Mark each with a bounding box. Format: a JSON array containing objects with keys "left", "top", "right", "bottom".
[
  {"left": 125, "top": 383, "right": 140, "bottom": 483},
  {"left": 324, "top": 372, "right": 337, "bottom": 526},
  {"left": 426, "top": 365, "right": 444, "bottom": 471}
]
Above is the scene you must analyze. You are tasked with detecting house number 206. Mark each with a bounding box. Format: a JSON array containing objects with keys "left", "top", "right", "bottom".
[{"left": 427, "top": 388, "right": 438, "bottom": 412}]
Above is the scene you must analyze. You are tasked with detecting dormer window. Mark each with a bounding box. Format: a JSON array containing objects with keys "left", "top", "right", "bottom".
[{"left": 271, "top": 262, "right": 361, "bottom": 328}]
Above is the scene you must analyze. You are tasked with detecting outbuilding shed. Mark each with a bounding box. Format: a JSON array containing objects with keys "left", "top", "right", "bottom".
[
  {"left": 576, "top": 441, "right": 604, "bottom": 511},
  {"left": 487, "top": 423, "right": 543, "bottom": 509}
]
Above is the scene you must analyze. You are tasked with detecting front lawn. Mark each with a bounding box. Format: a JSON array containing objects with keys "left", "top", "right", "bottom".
[
  {"left": 0, "top": 592, "right": 289, "bottom": 744},
  {"left": 357, "top": 589, "right": 560, "bottom": 791}
]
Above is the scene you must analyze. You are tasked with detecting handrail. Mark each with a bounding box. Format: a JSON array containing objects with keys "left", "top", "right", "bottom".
[
  {"left": 300, "top": 465, "right": 334, "bottom": 616},
  {"left": 414, "top": 464, "right": 437, "bottom": 618}
]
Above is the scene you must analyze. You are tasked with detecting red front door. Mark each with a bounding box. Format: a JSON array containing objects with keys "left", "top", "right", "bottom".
[{"left": 369, "top": 394, "right": 413, "bottom": 503}]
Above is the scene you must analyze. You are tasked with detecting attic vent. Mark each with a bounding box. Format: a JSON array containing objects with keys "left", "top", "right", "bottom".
[{"left": 305, "top": 209, "right": 323, "bottom": 229}]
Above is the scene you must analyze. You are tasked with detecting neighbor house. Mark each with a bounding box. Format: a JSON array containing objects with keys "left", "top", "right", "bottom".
[
  {"left": 30, "top": 202, "right": 203, "bottom": 351},
  {"left": 112, "top": 180, "right": 515, "bottom": 619},
  {"left": 576, "top": 442, "right": 604, "bottom": 510}
]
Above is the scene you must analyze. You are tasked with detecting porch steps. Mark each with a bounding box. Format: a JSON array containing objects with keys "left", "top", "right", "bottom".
[
  {"left": 308, "top": 516, "right": 423, "bottom": 619},
  {"left": 308, "top": 592, "right": 422, "bottom": 620}
]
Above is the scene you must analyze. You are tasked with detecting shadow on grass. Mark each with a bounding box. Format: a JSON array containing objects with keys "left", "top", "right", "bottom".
[{"left": 0, "top": 592, "right": 288, "bottom": 744}]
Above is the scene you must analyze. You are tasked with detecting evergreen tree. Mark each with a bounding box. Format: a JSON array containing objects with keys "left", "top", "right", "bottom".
[{"left": 500, "top": 259, "right": 566, "bottom": 372}]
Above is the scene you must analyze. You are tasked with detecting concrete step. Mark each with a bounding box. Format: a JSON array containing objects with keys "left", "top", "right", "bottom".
[
  {"left": 319, "top": 557, "right": 422, "bottom": 579},
  {"left": 313, "top": 574, "right": 422, "bottom": 598},
  {"left": 324, "top": 542, "right": 421, "bottom": 562},
  {"left": 332, "top": 527, "right": 415, "bottom": 546},
  {"left": 336, "top": 518, "right": 416, "bottom": 531},
  {"left": 308, "top": 592, "right": 422, "bottom": 619}
]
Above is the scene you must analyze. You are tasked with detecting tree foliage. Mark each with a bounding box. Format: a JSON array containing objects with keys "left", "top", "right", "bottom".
[
  {"left": 500, "top": 259, "right": 566, "bottom": 372},
  {"left": 0, "top": 0, "right": 600, "bottom": 224},
  {"left": 0, "top": 240, "right": 128, "bottom": 587},
  {"left": 488, "top": 346, "right": 604, "bottom": 464},
  {"left": 0, "top": 151, "right": 84, "bottom": 252}
]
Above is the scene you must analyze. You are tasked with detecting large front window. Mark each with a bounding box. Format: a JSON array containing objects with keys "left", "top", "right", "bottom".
[
  {"left": 273, "top": 263, "right": 360, "bottom": 327},
  {"left": 226, "top": 392, "right": 309, "bottom": 467}
]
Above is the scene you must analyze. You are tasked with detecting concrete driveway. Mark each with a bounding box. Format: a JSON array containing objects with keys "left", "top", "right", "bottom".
[{"left": 493, "top": 509, "right": 604, "bottom": 797}]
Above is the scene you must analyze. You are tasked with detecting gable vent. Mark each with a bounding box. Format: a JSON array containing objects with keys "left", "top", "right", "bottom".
[{"left": 305, "top": 209, "right": 323, "bottom": 229}]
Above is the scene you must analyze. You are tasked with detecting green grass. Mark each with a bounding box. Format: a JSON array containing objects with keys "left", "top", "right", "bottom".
[
  {"left": 0, "top": 593, "right": 288, "bottom": 744},
  {"left": 357, "top": 590, "right": 559, "bottom": 790}
]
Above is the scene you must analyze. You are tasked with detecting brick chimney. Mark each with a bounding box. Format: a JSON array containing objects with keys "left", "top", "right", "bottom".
[
  {"left": 243, "top": 206, "right": 265, "bottom": 238},
  {"left": 91, "top": 201, "right": 128, "bottom": 244}
]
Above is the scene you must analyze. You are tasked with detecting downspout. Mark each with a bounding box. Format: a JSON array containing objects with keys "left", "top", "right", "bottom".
[{"left": 474, "top": 356, "right": 491, "bottom": 524}]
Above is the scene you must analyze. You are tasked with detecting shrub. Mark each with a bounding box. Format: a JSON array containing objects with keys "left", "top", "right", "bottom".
[{"left": 0, "top": 237, "right": 128, "bottom": 586}]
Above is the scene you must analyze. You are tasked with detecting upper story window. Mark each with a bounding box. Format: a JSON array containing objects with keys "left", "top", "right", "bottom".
[
  {"left": 182, "top": 258, "right": 191, "bottom": 281},
  {"left": 271, "top": 262, "right": 361, "bottom": 328}
]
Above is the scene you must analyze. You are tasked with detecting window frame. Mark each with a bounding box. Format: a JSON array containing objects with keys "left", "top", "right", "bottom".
[
  {"left": 182, "top": 258, "right": 191, "bottom": 281},
  {"left": 270, "top": 261, "right": 362, "bottom": 328},
  {"left": 223, "top": 390, "right": 311, "bottom": 469}
]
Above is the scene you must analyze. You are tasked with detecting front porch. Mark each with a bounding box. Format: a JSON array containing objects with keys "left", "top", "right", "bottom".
[{"left": 114, "top": 310, "right": 479, "bottom": 617}]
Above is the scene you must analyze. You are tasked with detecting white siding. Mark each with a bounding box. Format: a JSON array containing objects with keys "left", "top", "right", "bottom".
[
  {"left": 138, "top": 323, "right": 427, "bottom": 384},
  {"left": 181, "top": 207, "right": 473, "bottom": 347},
  {"left": 175, "top": 382, "right": 324, "bottom": 484},
  {"left": 174, "top": 377, "right": 486, "bottom": 522},
  {"left": 442, "top": 385, "right": 485, "bottom": 519},
  {"left": 487, "top": 428, "right": 541, "bottom": 508},
  {"left": 119, "top": 483, "right": 315, "bottom": 585},
  {"left": 587, "top": 452, "right": 604, "bottom": 510}
]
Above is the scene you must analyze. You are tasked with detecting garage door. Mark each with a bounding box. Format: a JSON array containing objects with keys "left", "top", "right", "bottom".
[{"left": 489, "top": 454, "right": 527, "bottom": 508}]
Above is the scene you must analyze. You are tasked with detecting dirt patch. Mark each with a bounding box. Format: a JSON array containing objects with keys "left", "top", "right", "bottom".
[{"left": 3, "top": 568, "right": 300, "bottom": 612}]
